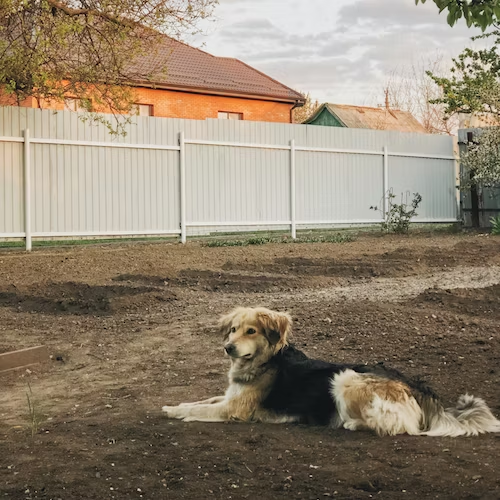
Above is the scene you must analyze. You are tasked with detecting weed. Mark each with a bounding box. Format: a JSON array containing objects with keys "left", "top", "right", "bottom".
[
  {"left": 204, "top": 237, "right": 273, "bottom": 247},
  {"left": 26, "top": 381, "right": 41, "bottom": 438},
  {"left": 2, "top": 232, "right": 355, "bottom": 250},
  {"left": 491, "top": 215, "right": 500, "bottom": 235},
  {"left": 204, "top": 239, "right": 250, "bottom": 247},
  {"left": 203, "top": 232, "right": 354, "bottom": 247},
  {"left": 246, "top": 237, "right": 274, "bottom": 245},
  {"left": 0, "top": 236, "right": 178, "bottom": 249},
  {"left": 291, "top": 233, "right": 354, "bottom": 244}
]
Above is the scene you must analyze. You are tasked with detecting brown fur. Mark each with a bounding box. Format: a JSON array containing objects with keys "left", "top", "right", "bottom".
[
  {"left": 343, "top": 377, "right": 413, "bottom": 420},
  {"left": 162, "top": 307, "right": 297, "bottom": 423}
]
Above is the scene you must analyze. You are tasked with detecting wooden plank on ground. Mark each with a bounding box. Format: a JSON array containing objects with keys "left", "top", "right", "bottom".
[{"left": 0, "top": 346, "right": 49, "bottom": 373}]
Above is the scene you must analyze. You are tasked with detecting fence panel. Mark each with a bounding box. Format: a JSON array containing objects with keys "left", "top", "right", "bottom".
[
  {"left": 296, "top": 151, "right": 383, "bottom": 223},
  {"left": 0, "top": 107, "right": 458, "bottom": 246},
  {"left": 388, "top": 157, "right": 457, "bottom": 221},
  {"left": 0, "top": 140, "right": 24, "bottom": 236},
  {"left": 186, "top": 145, "right": 290, "bottom": 228},
  {"left": 28, "top": 144, "right": 180, "bottom": 235}
]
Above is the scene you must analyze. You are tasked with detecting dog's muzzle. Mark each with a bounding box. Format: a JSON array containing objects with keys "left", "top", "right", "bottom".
[{"left": 224, "top": 343, "right": 237, "bottom": 356}]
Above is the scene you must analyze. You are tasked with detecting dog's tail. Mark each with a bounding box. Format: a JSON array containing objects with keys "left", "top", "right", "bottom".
[{"left": 420, "top": 394, "right": 500, "bottom": 437}]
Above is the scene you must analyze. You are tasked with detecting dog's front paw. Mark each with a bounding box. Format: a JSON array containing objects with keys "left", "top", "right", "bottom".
[
  {"left": 162, "top": 405, "right": 186, "bottom": 420},
  {"left": 181, "top": 416, "right": 199, "bottom": 422}
]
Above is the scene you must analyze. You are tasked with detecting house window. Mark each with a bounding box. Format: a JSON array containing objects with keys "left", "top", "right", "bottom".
[
  {"left": 64, "top": 98, "right": 86, "bottom": 112},
  {"left": 218, "top": 111, "right": 243, "bottom": 120},
  {"left": 131, "top": 104, "right": 154, "bottom": 117}
]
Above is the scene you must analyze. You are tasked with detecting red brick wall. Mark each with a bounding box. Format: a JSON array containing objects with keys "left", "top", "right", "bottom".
[
  {"left": 0, "top": 92, "right": 35, "bottom": 107},
  {"left": 133, "top": 88, "right": 293, "bottom": 123},
  {"left": 1, "top": 87, "right": 293, "bottom": 123}
]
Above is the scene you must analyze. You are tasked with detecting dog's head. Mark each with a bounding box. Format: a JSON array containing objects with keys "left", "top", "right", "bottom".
[{"left": 218, "top": 307, "right": 292, "bottom": 363}]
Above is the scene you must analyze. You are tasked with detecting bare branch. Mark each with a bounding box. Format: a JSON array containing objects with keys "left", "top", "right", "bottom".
[{"left": 376, "top": 53, "right": 458, "bottom": 135}]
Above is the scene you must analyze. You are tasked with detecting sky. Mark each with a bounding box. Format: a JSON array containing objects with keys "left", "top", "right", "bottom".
[{"left": 190, "top": 0, "right": 485, "bottom": 106}]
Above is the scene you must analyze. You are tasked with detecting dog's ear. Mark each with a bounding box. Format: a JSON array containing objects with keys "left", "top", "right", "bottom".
[
  {"left": 218, "top": 308, "right": 241, "bottom": 340},
  {"left": 257, "top": 309, "right": 292, "bottom": 350}
]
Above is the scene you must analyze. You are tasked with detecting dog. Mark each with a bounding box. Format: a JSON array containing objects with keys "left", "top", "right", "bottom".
[{"left": 162, "top": 307, "right": 500, "bottom": 436}]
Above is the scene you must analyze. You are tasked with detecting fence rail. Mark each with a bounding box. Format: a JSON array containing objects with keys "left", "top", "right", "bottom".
[{"left": 0, "top": 108, "right": 458, "bottom": 250}]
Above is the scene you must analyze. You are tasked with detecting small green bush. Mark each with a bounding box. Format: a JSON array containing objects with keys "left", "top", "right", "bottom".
[{"left": 371, "top": 192, "right": 422, "bottom": 234}]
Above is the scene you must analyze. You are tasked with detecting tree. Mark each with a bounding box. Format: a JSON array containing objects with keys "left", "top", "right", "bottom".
[
  {"left": 377, "top": 55, "right": 458, "bottom": 134},
  {"left": 429, "top": 31, "right": 500, "bottom": 188},
  {"left": 0, "top": 0, "right": 217, "bottom": 132},
  {"left": 415, "top": 0, "right": 500, "bottom": 30},
  {"left": 429, "top": 32, "right": 500, "bottom": 122},
  {"left": 292, "top": 91, "right": 320, "bottom": 124},
  {"left": 461, "top": 128, "right": 500, "bottom": 188}
]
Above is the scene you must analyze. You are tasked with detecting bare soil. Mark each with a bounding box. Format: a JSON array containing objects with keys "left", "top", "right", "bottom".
[{"left": 1, "top": 233, "right": 499, "bottom": 500}]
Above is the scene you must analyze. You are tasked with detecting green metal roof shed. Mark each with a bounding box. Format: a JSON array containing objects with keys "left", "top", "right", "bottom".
[{"left": 304, "top": 103, "right": 427, "bottom": 133}]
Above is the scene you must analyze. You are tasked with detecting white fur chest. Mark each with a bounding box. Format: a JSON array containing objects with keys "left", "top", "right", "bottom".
[{"left": 225, "top": 383, "right": 244, "bottom": 400}]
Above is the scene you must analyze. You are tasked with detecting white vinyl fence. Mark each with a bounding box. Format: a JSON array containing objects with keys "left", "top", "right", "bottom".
[{"left": 0, "top": 108, "right": 458, "bottom": 250}]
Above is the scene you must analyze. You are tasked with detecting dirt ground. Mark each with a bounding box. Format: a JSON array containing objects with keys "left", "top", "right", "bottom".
[{"left": 1, "top": 232, "right": 499, "bottom": 500}]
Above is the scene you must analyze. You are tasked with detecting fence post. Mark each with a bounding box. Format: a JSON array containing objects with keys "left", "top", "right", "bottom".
[
  {"left": 383, "top": 145, "right": 389, "bottom": 219},
  {"left": 179, "top": 131, "right": 187, "bottom": 243},
  {"left": 290, "top": 139, "right": 296, "bottom": 239},
  {"left": 24, "top": 129, "right": 32, "bottom": 251}
]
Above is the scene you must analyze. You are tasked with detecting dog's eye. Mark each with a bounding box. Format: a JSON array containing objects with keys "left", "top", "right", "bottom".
[
  {"left": 246, "top": 328, "right": 256, "bottom": 335},
  {"left": 230, "top": 327, "right": 236, "bottom": 333}
]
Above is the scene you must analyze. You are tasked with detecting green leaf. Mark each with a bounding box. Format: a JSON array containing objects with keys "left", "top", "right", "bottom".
[
  {"left": 438, "top": 0, "right": 454, "bottom": 13},
  {"left": 418, "top": 0, "right": 500, "bottom": 30},
  {"left": 447, "top": 9, "right": 457, "bottom": 26},
  {"left": 480, "top": 14, "right": 489, "bottom": 31},
  {"left": 463, "top": 3, "right": 470, "bottom": 19}
]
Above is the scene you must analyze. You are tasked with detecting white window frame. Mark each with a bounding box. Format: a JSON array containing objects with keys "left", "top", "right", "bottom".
[
  {"left": 218, "top": 111, "right": 243, "bottom": 120},
  {"left": 64, "top": 98, "right": 86, "bottom": 112},
  {"left": 131, "top": 104, "right": 154, "bottom": 117}
]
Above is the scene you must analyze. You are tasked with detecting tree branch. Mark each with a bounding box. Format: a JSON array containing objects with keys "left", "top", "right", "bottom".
[{"left": 45, "top": 0, "right": 137, "bottom": 28}]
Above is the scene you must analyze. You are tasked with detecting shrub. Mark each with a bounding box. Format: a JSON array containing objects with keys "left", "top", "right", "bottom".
[
  {"left": 371, "top": 191, "right": 422, "bottom": 234},
  {"left": 491, "top": 215, "right": 500, "bottom": 235}
]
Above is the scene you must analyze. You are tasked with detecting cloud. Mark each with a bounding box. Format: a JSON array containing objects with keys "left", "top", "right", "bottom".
[
  {"left": 191, "top": 0, "right": 486, "bottom": 105},
  {"left": 338, "top": 0, "right": 447, "bottom": 27},
  {"left": 218, "top": 19, "right": 286, "bottom": 42}
]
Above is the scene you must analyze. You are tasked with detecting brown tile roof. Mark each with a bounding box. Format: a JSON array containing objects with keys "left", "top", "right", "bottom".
[
  {"left": 306, "top": 103, "right": 427, "bottom": 133},
  {"left": 129, "top": 36, "right": 305, "bottom": 103}
]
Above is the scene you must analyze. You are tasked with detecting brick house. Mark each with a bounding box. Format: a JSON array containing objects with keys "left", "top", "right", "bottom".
[{"left": 1, "top": 36, "right": 305, "bottom": 123}]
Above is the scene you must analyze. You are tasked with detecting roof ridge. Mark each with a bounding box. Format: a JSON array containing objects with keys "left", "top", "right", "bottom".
[
  {"left": 167, "top": 35, "right": 217, "bottom": 58},
  {"left": 303, "top": 103, "right": 329, "bottom": 125},
  {"left": 328, "top": 103, "right": 404, "bottom": 113}
]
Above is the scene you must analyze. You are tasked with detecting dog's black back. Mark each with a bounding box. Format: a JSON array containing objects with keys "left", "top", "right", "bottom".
[
  {"left": 263, "top": 345, "right": 351, "bottom": 425},
  {"left": 262, "top": 345, "right": 437, "bottom": 425}
]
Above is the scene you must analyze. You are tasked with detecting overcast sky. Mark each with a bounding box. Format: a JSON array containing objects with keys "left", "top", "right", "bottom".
[{"left": 191, "top": 0, "right": 484, "bottom": 106}]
